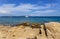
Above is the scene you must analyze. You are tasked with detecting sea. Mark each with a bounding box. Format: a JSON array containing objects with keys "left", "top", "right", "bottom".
[{"left": 0, "top": 16, "right": 60, "bottom": 25}]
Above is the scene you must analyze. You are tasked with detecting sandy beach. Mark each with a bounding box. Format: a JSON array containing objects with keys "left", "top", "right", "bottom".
[{"left": 0, "top": 22, "right": 60, "bottom": 39}]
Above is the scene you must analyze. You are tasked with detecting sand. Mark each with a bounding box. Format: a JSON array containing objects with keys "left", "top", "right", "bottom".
[{"left": 0, "top": 22, "right": 60, "bottom": 39}]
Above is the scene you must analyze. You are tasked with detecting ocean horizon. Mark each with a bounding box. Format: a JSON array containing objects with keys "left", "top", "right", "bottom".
[{"left": 0, "top": 16, "right": 60, "bottom": 25}]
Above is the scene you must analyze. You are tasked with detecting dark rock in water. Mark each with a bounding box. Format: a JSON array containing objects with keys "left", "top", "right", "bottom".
[
  {"left": 13, "top": 22, "right": 29, "bottom": 26},
  {"left": 15, "top": 24, "right": 22, "bottom": 26},
  {"left": 21, "top": 22, "right": 30, "bottom": 26},
  {"left": 31, "top": 23, "right": 41, "bottom": 28}
]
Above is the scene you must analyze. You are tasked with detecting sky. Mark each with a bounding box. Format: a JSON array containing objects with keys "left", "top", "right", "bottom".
[{"left": 0, "top": 0, "right": 60, "bottom": 16}]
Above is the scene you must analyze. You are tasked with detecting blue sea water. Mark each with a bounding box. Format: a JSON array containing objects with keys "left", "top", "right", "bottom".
[{"left": 0, "top": 16, "right": 60, "bottom": 25}]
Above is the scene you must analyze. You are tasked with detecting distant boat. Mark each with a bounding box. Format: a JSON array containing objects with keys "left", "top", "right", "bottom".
[{"left": 25, "top": 16, "right": 29, "bottom": 18}]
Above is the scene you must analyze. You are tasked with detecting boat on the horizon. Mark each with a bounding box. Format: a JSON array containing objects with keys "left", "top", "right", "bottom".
[{"left": 25, "top": 16, "right": 29, "bottom": 18}]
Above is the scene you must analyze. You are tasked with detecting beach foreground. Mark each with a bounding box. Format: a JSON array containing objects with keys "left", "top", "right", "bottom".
[{"left": 0, "top": 22, "right": 60, "bottom": 39}]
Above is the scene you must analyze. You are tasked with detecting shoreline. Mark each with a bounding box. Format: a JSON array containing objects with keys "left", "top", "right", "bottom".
[
  {"left": 0, "top": 21, "right": 60, "bottom": 26},
  {"left": 0, "top": 22, "right": 60, "bottom": 39}
]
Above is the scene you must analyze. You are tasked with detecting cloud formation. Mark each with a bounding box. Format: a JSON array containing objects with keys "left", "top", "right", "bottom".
[{"left": 0, "top": 3, "right": 57, "bottom": 16}]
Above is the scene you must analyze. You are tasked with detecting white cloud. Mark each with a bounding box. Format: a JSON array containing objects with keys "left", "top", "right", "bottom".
[
  {"left": 34, "top": 10, "right": 56, "bottom": 13},
  {"left": 0, "top": 3, "right": 57, "bottom": 16},
  {"left": 30, "top": 10, "right": 56, "bottom": 16}
]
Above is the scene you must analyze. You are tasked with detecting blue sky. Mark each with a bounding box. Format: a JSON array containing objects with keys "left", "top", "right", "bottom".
[{"left": 0, "top": 0, "right": 60, "bottom": 16}]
